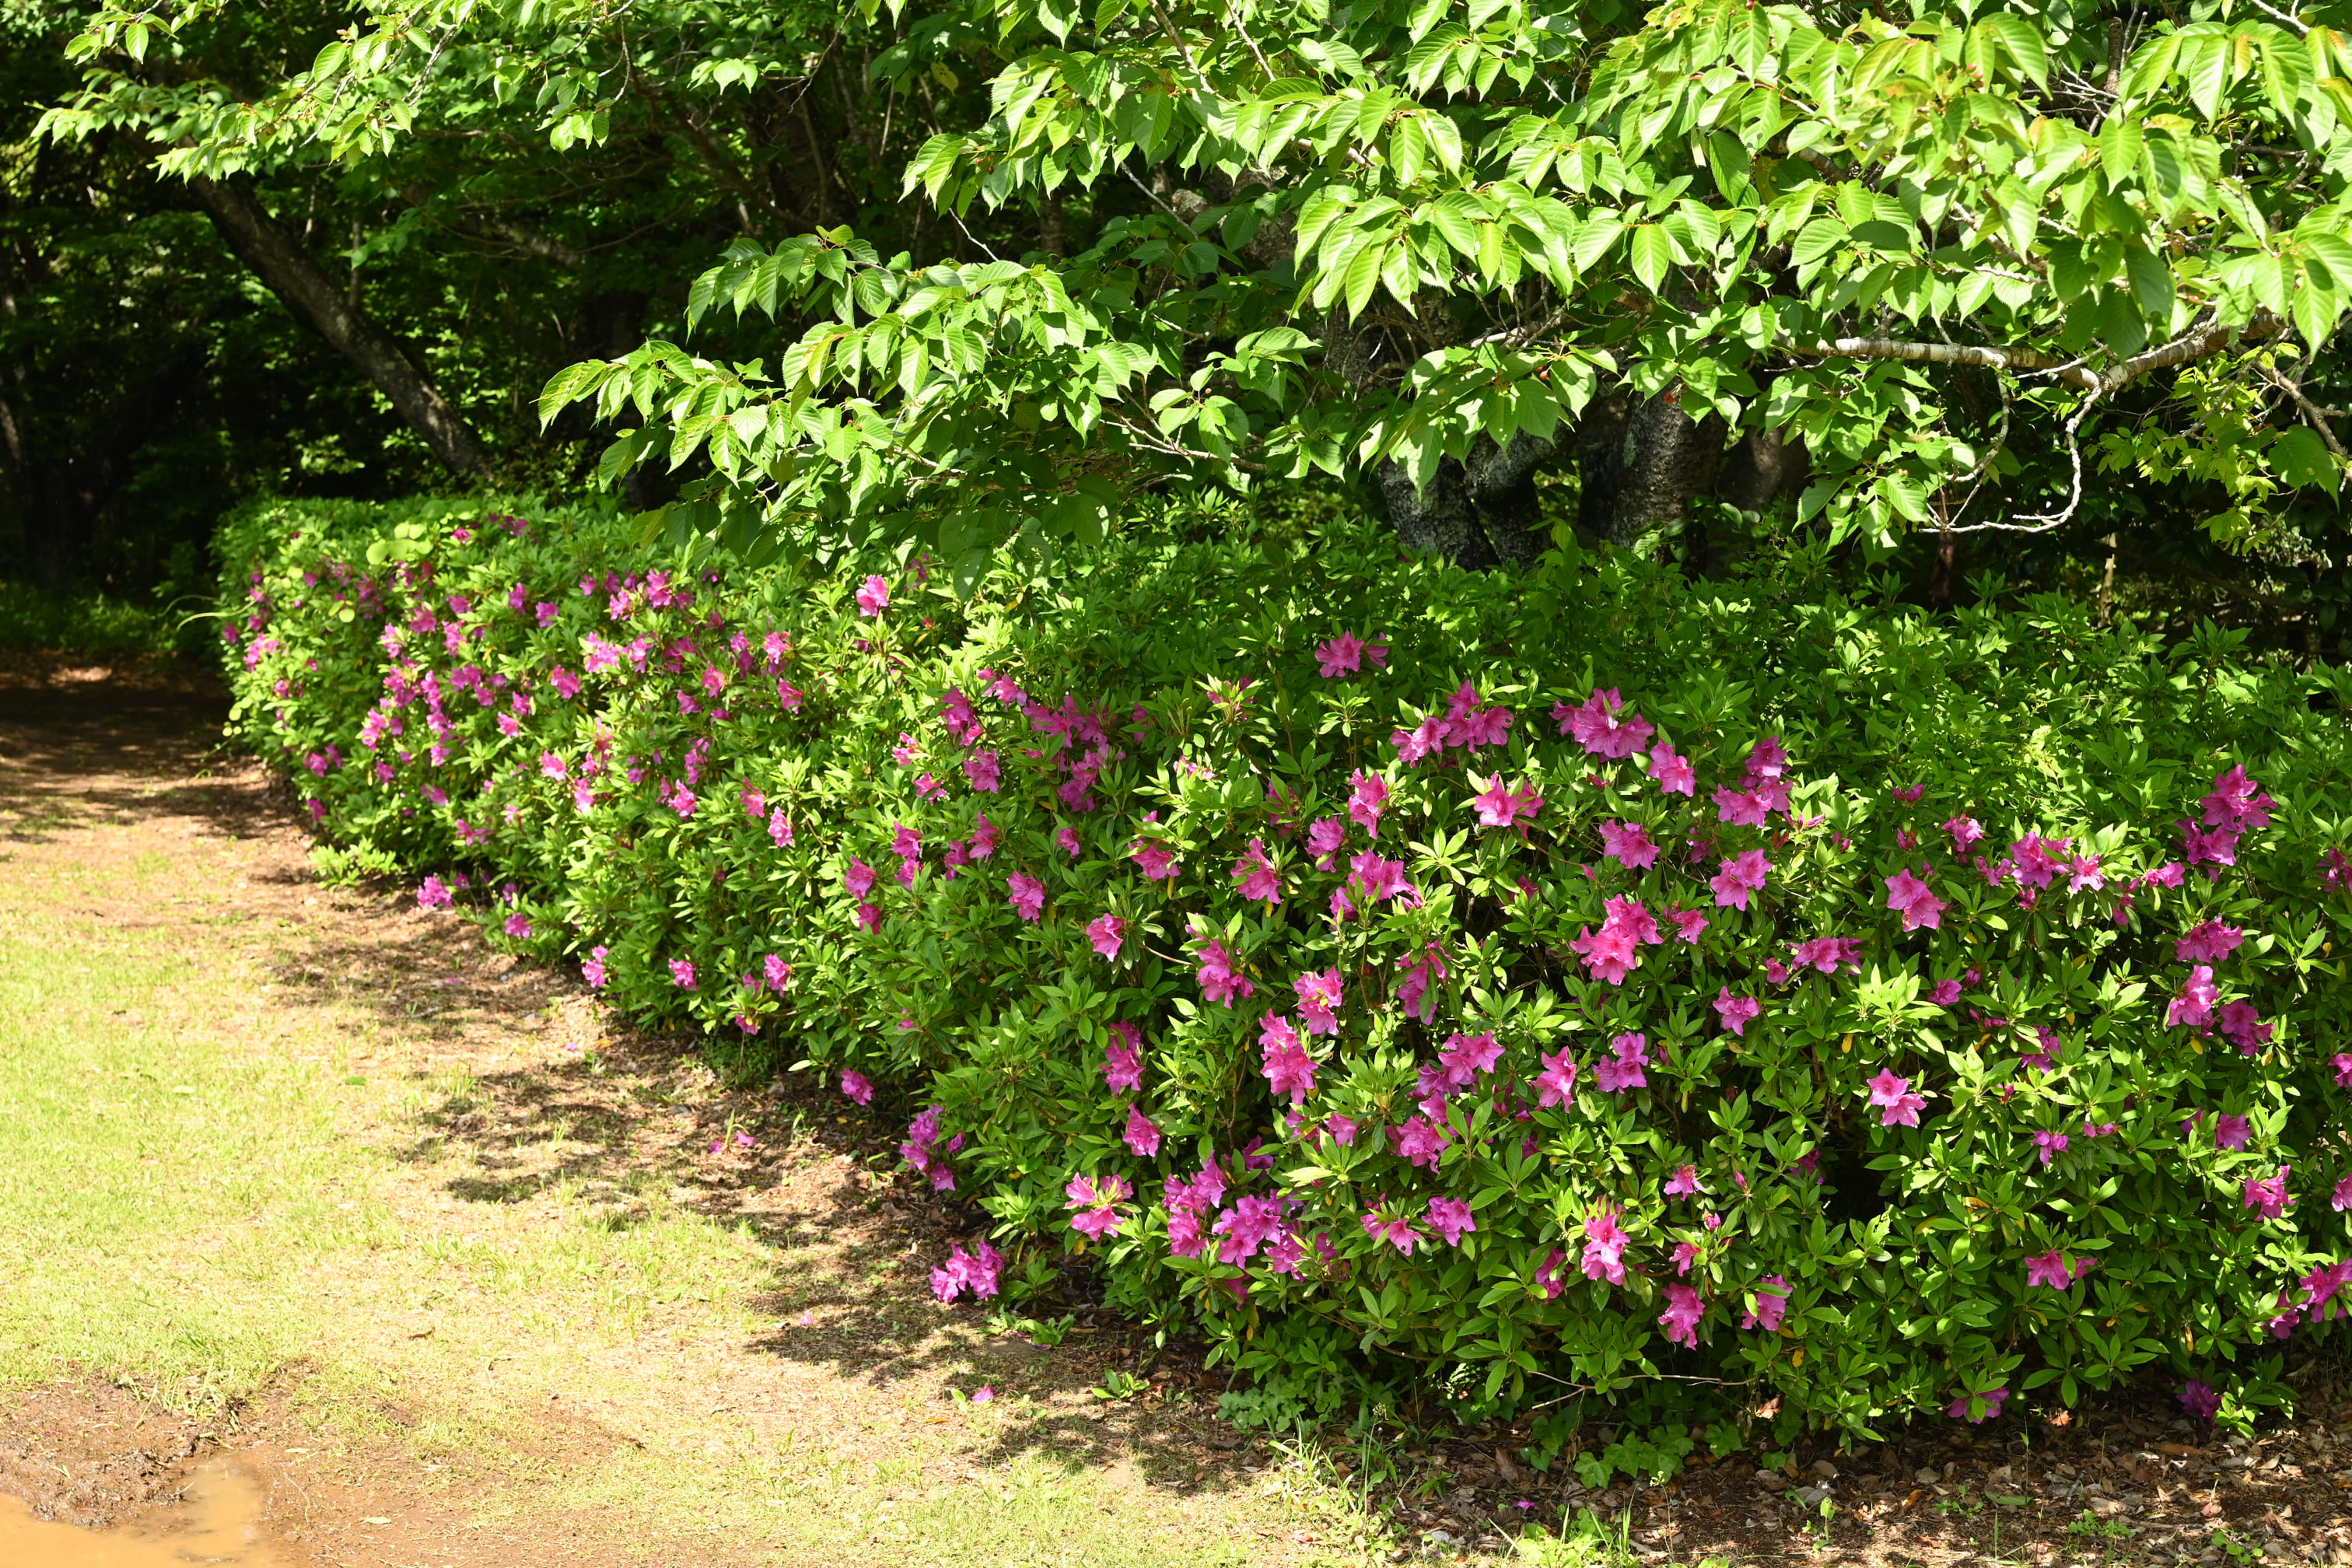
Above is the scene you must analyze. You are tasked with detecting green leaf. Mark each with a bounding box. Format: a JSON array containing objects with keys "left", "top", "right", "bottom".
[
  {"left": 2123, "top": 246, "right": 2175, "bottom": 324},
  {"left": 1790, "top": 217, "right": 1847, "bottom": 270},
  {"left": 2271, "top": 424, "right": 2341, "bottom": 494},
  {"left": 2098, "top": 117, "right": 2144, "bottom": 185},
  {"left": 1342, "top": 240, "right": 1384, "bottom": 320},
  {"left": 1626, "top": 223, "right": 1673, "bottom": 292},
  {"left": 2182, "top": 34, "right": 2231, "bottom": 119}
]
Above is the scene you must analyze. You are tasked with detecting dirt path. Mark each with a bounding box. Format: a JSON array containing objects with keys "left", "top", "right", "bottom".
[{"left": 0, "top": 661, "right": 1367, "bottom": 1567}]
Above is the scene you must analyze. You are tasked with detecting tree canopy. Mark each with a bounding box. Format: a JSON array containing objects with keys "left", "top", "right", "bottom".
[{"left": 16, "top": 0, "right": 2352, "bottom": 625}]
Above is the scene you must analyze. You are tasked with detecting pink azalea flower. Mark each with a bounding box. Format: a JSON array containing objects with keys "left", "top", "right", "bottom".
[
  {"left": 1714, "top": 990, "right": 1762, "bottom": 1038},
  {"left": 1104, "top": 1027, "right": 1143, "bottom": 1092},
  {"left": 1471, "top": 775, "right": 1542, "bottom": 830},
  {"left": 2219, "top": 1001, "right": 2273, "bottom": 1054},
  {"left": 1666, "top": 906, "right": 1708, "bottom": 943},
  {"left": 1867, "top": 1069, "right": 1927, "bottom": 1128},
  {"left": 1592, "top": 1032, "right": 1650, "bottom": 1094},
  {"left": 1741, "top": 1275, "right": 1789, "bottom": 1331},
  {"left": 1664, "top": 1164, "right": 1704, "bottom": 1198},
  {"left": 2176, "top": 920, "right": 2246, "bottom": 963},
  {"left": 1712, "top": 788, "right": 1770, "bottom": 828},
  {"left": 1555, "top": 688, "right": 1654, "bottom": 760},
  {"left": 1440, "top": 1030, "right": 1505, "bottom": 1083},
  {"left": 1600, "top": 821, "right": 1661, "bottom": 870},
  {"left": 1570, "top": 897, "right": 1664, "bottom": 983},
  {"left": 583, "top": 946, "right": 608, "bottom": 989},
  {"left": 1885, "top": 866, "right": 1945, "bottom": 931},
  {"left": 1196, "top": 940, "right": 1255, "bottom": 1006},
  {"left": 1648, "top": 740, "right": 1696, "bottom": 796},
  {"left": 1391, "top": 1115, "right": 1451, "bottom": 1168},
  {"left": 2333, "top": 1174, "right": 2352, "bottom": 1213},
  {"left": 1317, "top": 632, "right": 1382, "bottom": 677},
  {"left": 1764, "top": 958, "right": 1790, "bottom": 985},
  {"left": 418, "top": 876, "right": 453, "bottom": 909},
  {"left": 1306, "top": 816, "right": 1347, "bottom": 870},
  {"left": 1391, "top": 712, "right": 1447, "bottom": 764},
  {"left": 1789, "top": 936, "right": 1864, "bottom": 975},
  {"left": 1658, "top": 1283, "right": 1706, "bottom": 1348},
  {"left": 1293, "top": 969, "right": 1343, "bottom": 1035},
  {"left": 2180, "top": 1381, "right": 2221, "bottom": 1421},
  {"left": 1087, "top": 913, "right": 1125, "bottom": 961},
  {"left": 2332, "top": 1054, "right": 2352, "bottom": 1087},
  {"left": 1442, "top": 683, "right": 1514, "bottom": 750},
  {"left": 1231, "top": 838, "right": 1283, "bottom": 905},
  {"left": 1123, "top": 1104, "right": 1162, "bottom": 1157},
  {"left": 1535, "top": 1048, "right": 1577, "bottom": 1108},
  {"left": 855, "top": 575, "right": 891, "bottom": 616},
  {"left": 1710, "top": 850, "right": 1773, "bottom": 910},
  {"left": 2181, "top": 820, "right": 2241, "bottom": 871},
  {"left": 964, "top": 750, "right": 1002, "bottom": 793},
  {"left": 1427, "top": 1197, "right": 1477, "bottom": 1247},
  {"left": 1260, "top": 1013, "right": 1318, "bottom": 1104},
  {"left": 1065, "top": 1173, "right": 1132, "bottom": 1240},
  {"left": 2201, "top": 764, "right": 2275, "bottom": 832},
  {"left": 1006, "top": 872, "right": 1046, "bottom": 922},
  {"left": 929, "top": 1240, "right": 1005, "bottom": 1304},
  {"left": 1393, "top": 943, "right": 1447, "bottom": 1022},
  {"left": 670, "top": 957, "right": 697, "bottom": 989},
  {"left": 2245, "top": 1167, "right": 2293, "bottom": 1219},
  {"left": 1580, "top": 1206, "right": 1632, "bottom": 1286},
  {"left": 1929, "top": 978, "right": 1962, "bottom": 1006},
  {"left": 1347, "top": 769, "right": 1388, "bottom": 836},
  {"left": 503, "top": 912, "right": 532, "bottom": 940},
  {"left": 2167, "top": 964, "right": 2218, "bottom": 1027},
  {"left": 1213, "top": 1195, "right": 1286, "bottom": 1265},
  {"left": 1056, "top": 826, "right": 1083, "bottom": 857},
  {"left": 1345, "top": 851, "right": 1410, "bottom": 910},
  {"left": 845, "top": 859, "right": 878, "bottom": 899},
  {"left": 1360, "top": 1207, "right": 1421, "bottom": 1255},
  {"left": 841, "top": 1069, "right": 874, "bottom": 1105},
  {"left": 2024, "top": 1250, "right": 2076, "bottom": 1290},
  {"left": 1948, "top": 1387, "right": 2009, "bottom": 1423},
  {"left": 2032, "top": 1129, "right": 2070, "bottom": 1167},
  {"left": 1944, "top": 815, "right": 1983, "bottom": 854}
]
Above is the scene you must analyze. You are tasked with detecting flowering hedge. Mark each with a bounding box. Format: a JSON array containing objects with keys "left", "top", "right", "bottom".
[{"left": 220, "top": 495, "right": 2352, "bottom": 1457}]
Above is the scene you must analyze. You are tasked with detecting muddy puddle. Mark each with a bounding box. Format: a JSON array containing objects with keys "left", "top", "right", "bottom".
[{"left": 0, "top": 1455, "right": 274, "bottom": 1565}]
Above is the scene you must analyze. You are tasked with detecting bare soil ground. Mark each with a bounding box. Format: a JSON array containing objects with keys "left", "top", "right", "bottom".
[{"left": 2, "top": 653, "right": 2350, "bottom": 1568}]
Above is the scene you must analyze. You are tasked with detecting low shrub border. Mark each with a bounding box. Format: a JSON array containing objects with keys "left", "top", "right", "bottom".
[{"left": 220, "top": 494, "right": 2352, "bottom": 1471}]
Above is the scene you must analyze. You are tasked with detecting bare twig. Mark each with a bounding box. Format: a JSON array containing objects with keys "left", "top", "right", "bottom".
[
  {"left": 1955, "top": 380, "right": 2108, "bottom": 534},
  {"left": 951, "top": 211, "right": 1004, "bottom": 263},
  {"left": 2247, "top": 0, "right": 2310, "bottom": 34},
  {"left": 2259, "top": 362, "right": 2349, "bottom": 458}
]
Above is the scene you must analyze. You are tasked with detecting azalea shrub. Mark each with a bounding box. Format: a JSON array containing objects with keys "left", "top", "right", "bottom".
[{"left": 219, "top": 494, "right": 2352, "bottom": 1461}]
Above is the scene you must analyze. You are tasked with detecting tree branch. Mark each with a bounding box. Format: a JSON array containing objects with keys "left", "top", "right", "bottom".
[
  {"left": 188, "top": 173, "right": 492, "bottom": 478},
  {"left": 1786, "top": 310, "right": 2287, "bottom": 393},
  {"left": 2260, "top": 362, "right": 2350, "bottom": 458}
]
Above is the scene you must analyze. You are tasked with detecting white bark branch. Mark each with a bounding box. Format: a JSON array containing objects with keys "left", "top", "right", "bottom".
[{"left": 1786, "top": 310, "right": 2287, "bottom": 394}]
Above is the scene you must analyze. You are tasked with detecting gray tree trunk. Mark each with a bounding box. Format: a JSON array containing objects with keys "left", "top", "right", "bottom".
[{"left": 189, "top": 174, "right": 492, "bottom": 479}]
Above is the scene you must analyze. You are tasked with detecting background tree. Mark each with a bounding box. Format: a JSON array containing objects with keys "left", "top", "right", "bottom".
[{"left": 21, "top": 0, "right": 2352, "bottom": 658}]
